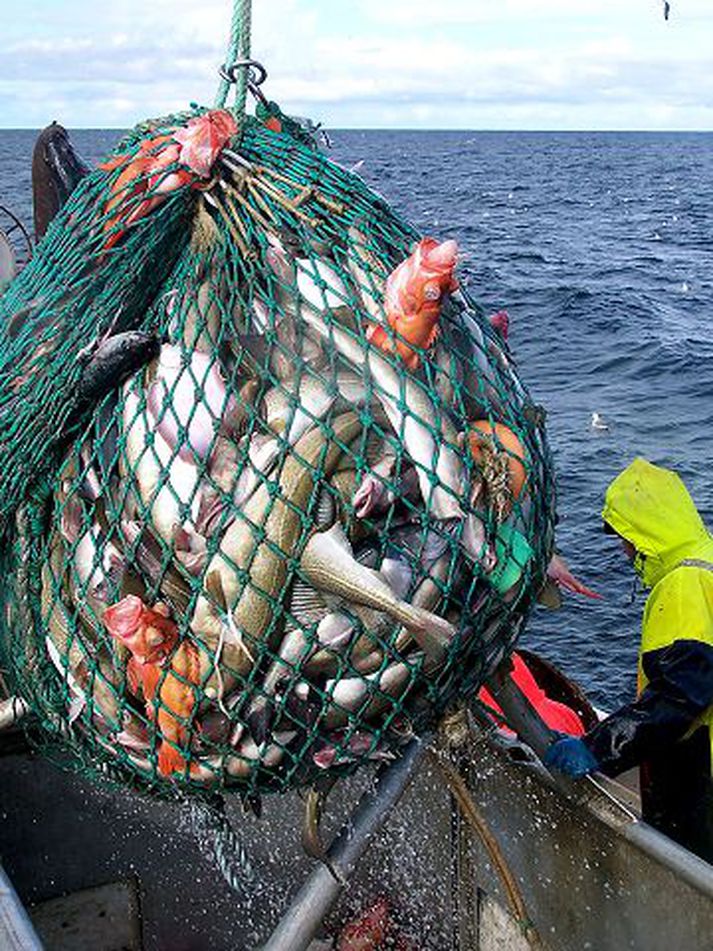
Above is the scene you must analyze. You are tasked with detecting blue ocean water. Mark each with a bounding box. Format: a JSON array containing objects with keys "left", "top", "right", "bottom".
[{"left": 1, "top": 127, "right": 712, "bottom": 709}]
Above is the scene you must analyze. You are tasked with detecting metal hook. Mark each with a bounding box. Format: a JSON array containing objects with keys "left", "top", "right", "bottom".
[{"left": 219, "top": 59, "right": 268, "bottom": 87}]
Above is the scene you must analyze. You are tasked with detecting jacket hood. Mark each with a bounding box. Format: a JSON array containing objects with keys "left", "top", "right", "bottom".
[{"left": 602, "top": 458, "right": 713, "bottom": 588}]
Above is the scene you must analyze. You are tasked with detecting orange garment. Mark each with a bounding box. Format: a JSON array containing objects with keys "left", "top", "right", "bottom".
[{"left": 478, "top": 652, "right": 585, "bottom": 736}]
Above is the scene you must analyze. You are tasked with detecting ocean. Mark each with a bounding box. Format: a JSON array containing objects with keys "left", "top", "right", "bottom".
[{"left": 2, "top": 127, "right": 712, "bottom": 710}]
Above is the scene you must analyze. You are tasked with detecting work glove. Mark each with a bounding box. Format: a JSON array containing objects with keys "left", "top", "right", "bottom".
[{"left": 543, "top": 736, "right": 598, "bottom": 778}]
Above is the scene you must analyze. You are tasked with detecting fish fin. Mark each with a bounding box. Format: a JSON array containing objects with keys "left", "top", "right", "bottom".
[
  {"left": 398, "top": 605, "right": 454, "bottom": 660},
  {"left": 158, "top": 740, "right": 187, "bottom": 777},
  {"left": 206, "top": 569, "right": 228, "bottom": 612},
  {"left": 537, "top": 579, "right": 563, "bottom": 610},
  {"left": 424, "top": 322, "right": 440, "bottom": 349},
  {"left": 365, "top": 323, "right": 392, "bottom": 352},
  {"left": 288, "top": 579, "right": 330, "bottom": 626},
  {"left": 126, "top": 658, "right": 142, "bottom": 696}
]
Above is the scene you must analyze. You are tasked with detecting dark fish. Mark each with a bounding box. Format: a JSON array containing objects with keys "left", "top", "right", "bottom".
[
  {"left": 32, "top": 121, "right": 90, "bottom": 240},
  {"left": 77, "top": 331, "right": 160, "bottom": 404}
]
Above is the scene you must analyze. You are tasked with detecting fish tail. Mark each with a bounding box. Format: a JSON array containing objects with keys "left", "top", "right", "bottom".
[
  {"left": 158, "top": 737, "right": 187, "bottom": 777},
  {"left": 395, "top": 604, "right": 454, "bottom": 659},
  {"left": 246, "top": 697, "right": 275, "bottom": 746},
  {"left": 397, "top": 341, "right": 421, "bottom": 370}
]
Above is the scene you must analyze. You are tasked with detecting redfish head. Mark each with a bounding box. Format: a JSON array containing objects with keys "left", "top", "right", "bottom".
[
  {"left": 104, "top": 595, "right": 143, "bottom": 640},
  {"left": 406, "top": 237, "right": 459, "bottom": 305},
  {"left": 173, "top": 109, "right": 238, "bottom": 178},
  {"left": 104, "top": 595, "right": 177, "bottom": 664},
  {"left": 413, "top": 238, "right": 458, "bottom": 292}
]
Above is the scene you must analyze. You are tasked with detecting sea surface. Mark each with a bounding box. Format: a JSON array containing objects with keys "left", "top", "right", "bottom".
[{"left": 1, "top": 127, "right": 712, "bottom": 710}]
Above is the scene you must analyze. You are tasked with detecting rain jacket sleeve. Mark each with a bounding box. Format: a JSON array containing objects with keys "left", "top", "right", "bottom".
[
  {"left": 583, "top": 566, "right": 713, "bottom": 776},
  {"left": 583, "top": 638, "right": 713, "bottom": 776}
]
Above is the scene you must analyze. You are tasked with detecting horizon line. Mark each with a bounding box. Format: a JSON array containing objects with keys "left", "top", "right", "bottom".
[{"left": 0, "top": 125, "right": 711, "bottom": 134}]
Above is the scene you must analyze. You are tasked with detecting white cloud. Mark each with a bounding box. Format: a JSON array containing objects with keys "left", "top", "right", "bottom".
[{"left": 1, "top": 0, "right": 712, "bottom": 128}]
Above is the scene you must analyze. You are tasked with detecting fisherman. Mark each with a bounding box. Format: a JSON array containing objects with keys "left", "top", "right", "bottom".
[{"left": 545, "top": 458, "right": 713, "bottom": 864}]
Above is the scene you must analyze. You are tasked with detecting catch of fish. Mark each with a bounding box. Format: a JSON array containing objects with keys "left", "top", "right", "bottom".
[{"left": 0, "top": 107, "right": 555, "bottom": 793}]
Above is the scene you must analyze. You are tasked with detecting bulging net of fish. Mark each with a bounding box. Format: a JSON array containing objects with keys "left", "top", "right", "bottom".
[{"left": 0, "top": 107, "right": 556, "bottom": 795}]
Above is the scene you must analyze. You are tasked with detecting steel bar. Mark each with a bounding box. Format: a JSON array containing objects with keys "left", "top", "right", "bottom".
[
  {"left": 0, "top": 864, "right": 43, "bottom": 951},
  {"left": 262, "top": 734, "right": 428, "bottom": 951},
  {"left": 486, "top": 661, "right": 553, "bottom": 757}
]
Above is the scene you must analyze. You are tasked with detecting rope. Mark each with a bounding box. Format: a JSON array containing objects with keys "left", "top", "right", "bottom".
[
  {"left": 431, "top": 708, "right": 543, "bottom": 949},
  {"left": 189, "top": 796, "right": 256, "bottom": 893},
  {"left": 216, "top": 0, "right": 253, "bottom": 112}
]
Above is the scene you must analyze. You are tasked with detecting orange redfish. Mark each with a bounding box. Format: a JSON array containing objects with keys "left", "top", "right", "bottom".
[
  {"left": 156, "top": 641, "right": 201, "bottom": 778},
  {"left": 366, "top": 237, "right": 458, "bottom": 370},
  {"left": 104, "top": 595, "right": 178, "bottom": 699},
  {"left": 100, "top": 109, "right": 237, "bottom": 249},
  {"left": 172, "top": 109, "right": 238, "bottom": 177}
]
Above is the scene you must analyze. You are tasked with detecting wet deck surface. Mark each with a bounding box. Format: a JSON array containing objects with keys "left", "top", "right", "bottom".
[
  {"left": 0, "top": 750, "right": 454, "bottom": 949},
  {"left": 3, "top": 731, "right": 713, "bottom": 950}
]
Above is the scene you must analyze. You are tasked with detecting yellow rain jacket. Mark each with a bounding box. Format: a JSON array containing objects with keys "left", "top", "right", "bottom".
[{"left": 590, "top": 458, "right": 713, "bottom": 861}]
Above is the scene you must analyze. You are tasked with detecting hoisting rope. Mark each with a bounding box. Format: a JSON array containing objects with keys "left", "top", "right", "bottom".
[
  {"left": 215, "top": 0, "right": 253, "bottom": 113},
  {"left": 430, "top": 706, "right": 544, "bottom": 950}
]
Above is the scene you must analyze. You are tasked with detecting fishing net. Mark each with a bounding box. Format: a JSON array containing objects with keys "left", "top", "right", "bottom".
[{"left": 0, "top": 78, "right": 555, "bottom": 798}]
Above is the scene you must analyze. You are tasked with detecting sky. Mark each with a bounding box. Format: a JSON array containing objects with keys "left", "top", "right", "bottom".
[{"left": 1, "top": 0, "right": 712, "bottom": 130}]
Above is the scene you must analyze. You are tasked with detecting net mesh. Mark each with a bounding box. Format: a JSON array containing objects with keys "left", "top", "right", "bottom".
[{"left": 0, "top": 107, "right": 556, "bottom": 796}]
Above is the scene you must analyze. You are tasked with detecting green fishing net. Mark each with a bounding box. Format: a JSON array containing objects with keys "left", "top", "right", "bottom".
[{"left": 0, "top": 105, "right": 556, "bottom": 797}]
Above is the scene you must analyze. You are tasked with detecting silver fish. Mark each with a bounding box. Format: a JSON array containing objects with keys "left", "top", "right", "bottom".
[
  {"left": 295, "top": 261, "right": 466, "bottom": 521},
  {"left": 190, "top": 412, "right": 362, "bottom": 689},
  {"left": 323, "top": 660, "right": 413, "bottom": 729},
  {"left": 120, "top": 372, "right": 202, "bottom": 544},
  {"left": 300, "top": 522, "right": 454, "bottom": 657},
  {"left": 345, "top": 225, "right": 389, "bottom": 325}
]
